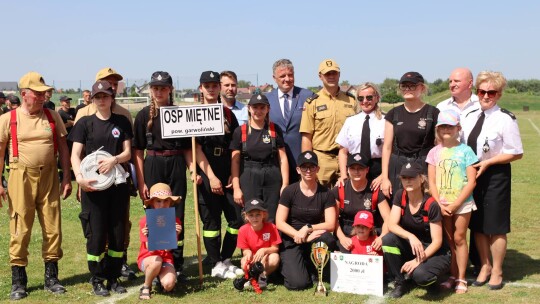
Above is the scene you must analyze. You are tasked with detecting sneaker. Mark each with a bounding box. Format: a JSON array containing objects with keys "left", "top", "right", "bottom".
[
  {"left": 211, "top": 261, "right": 227, "bottom": 278},
  {"left": 389, "top": 282, "right": 408, "bottom": 298},
  {"left": 121, "top": 263, "right": 137, "bottom": 280},
  {"left": 223, "top": 259, "right": 244, "bottom": 276},
  {"left": 223, "top": 269, "right": 239, "bottom": 279},
  {"left": 258, "top": 275, "right": 268, "bottom": 289},
  {"left": 107, "top": 278, "right": 127, "bottom": 294},
  {"left": 92, "top": 280, "right": 110, "bottom": 297}
]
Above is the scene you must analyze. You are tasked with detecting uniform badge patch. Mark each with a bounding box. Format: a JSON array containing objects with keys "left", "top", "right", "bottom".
[
  {"left": 316, "top": 105, "right": 327, "bottom": 112},
  {"left": 418, "top": 118, "right": 427, "bottom": 129},
  {"left": 364, "top": 198, "right": 372, "bottom": 209},
  {"left": 112, "top": 127, "right": 121, "bottom": 138},
  {"left": 262, "top": 233, "right": 270, "bottom": 241},
  {"left": 344, "top": 200, "right": 350, "bottom": 205}
]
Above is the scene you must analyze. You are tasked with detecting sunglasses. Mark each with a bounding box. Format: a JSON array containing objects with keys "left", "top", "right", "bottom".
[
  {"left": 399, "top": 83, "right": 418, "bottom": 91},
  {"left": 476, "top": 89, "right": 498, "bottom": 98},
  {"left": 357, "top": 95, "right": 377, "bottom": 102},
  {"left": 299, "top": 165, "right": 317, "bottom": 172}
]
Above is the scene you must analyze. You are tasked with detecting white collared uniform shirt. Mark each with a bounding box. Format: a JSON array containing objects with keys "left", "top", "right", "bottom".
[
  {"left": 461, "top": 105, "right": 523, "bottom": 161},
  {"left": 335, "top": 111, "right": 385, "bottom": 158}
]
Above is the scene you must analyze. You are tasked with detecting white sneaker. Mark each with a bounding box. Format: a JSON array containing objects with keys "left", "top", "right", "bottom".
[
  {"left": 211, "top": 261, "right": 227, "bottom": 278},
  {"left": 258, "top": 275, "right": 267, "bottom": 289},
  {"left": 222, "top": 259, "right": 244, "bottom": 276},
  {"left": 223, "top": 269, "right": 239, "bottom": 279}
]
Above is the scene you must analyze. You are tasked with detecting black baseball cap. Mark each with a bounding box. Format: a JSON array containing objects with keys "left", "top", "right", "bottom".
[
  {"left": 347, "top": 153, "right": 369, "bottom": 168},
  {"left": 199, "top": 71, "right": 220, "bottom": 83},
  {"left": 297, "top": 151, "right": 318, "bottom": 167},
  {"left": 244, "top": 198, "right": 267, "bottom": 213},
  {"left": 149, "top": 71, "right": 173, "bottom": 86},
  {"left": 399, "top": 71, "right": 425, "bottom": 84},
  {"left": 7, "top": 95, "right": 20, "bottom": 105},
  {"left": 248, "top": 94, "right": 270, "bottom": 106},
  {"left": 0, "top": 92, "right": 6, "bottom": 98},
  {"left": 59, "top": 95, "right": 72, "bottom": 102},
  {"left": 91, "top": 80, "right": 115, "bottom": 99},
  {"left": 399, "top": 162, "right": 423, "bottom": 177}
]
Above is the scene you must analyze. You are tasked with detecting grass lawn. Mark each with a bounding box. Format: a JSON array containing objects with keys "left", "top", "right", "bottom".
[{"left": 0, "top": 107, "right": 539, "bottom": 303}]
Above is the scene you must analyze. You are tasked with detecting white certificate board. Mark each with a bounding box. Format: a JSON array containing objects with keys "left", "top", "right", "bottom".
[
  {"left": 160, "top": 103, "right": 224, "bottom": 138},
  {"left": 330, "top": 252, "right": 383, "bottom": 297}
]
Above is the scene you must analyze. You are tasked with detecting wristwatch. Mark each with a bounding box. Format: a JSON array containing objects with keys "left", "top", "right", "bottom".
[{"left": 306, "top": 223, "right": 313, "bottom": 234}]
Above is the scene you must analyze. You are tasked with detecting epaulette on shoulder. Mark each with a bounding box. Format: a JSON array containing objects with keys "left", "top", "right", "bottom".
[
  {"left": 465, "top": 108, "right": 480, "bottom": 118},
  {"left": 346, "top": 91, "right": 355, "bottom": 99},
  {"left": 305, "top": 94, "right": 319, "bottom": 104},
  {"left": 500, "top": 108, "right": 516, "bottom": 120}
]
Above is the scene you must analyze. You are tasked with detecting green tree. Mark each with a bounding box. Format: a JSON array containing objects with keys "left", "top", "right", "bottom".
[
  {"left": 340, "top": 80, "right": 350, "bottom": 86},
  {"left": 379, "top": 78, "right": 399, "bottom": 96},
  {"left": 130, "top": 84, "right": 139, "bottom": 97},
  {"left": 381, "top": 91, "right": 404, "bottom": 104},
  {"left": 238, "top": 80, "right": 252, "bottom": 88}
]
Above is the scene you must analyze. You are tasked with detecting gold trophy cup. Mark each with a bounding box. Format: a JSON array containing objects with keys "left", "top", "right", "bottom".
[{"left": 310, "top": 241, "right": 330, "bottom": 296}]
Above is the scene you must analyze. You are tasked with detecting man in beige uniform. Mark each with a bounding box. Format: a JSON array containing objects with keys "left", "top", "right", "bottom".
[
  {"left": 0, "top": 72, "right": 72, "bottom": 300},
  {"left": 74, "top": 67, "right": 133, "bottom": 124},
  {"left": 74, "top": 67, "right": 137, "bottom": 280},
  {"left": 300, "top": 59, "right": 358, "bottom": 187}
]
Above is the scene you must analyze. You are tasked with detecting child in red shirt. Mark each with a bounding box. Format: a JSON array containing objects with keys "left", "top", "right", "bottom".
[
  {"left": 237, "top": 198, "right": 282, "bottom": 288},
  {"left": 350, "top": 211, "right": 383, "bottom": 256},
  {"left": 138, "top": 183, "right": 182, "bottom": 300}
]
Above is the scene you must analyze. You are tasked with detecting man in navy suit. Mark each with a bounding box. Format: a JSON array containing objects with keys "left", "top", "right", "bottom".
[{"left": 267, "top": 59, "right": 314, "bottom": 183}]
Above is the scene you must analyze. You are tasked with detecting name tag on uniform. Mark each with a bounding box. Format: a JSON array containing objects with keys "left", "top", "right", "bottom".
[
  {"left": 316, "top": 105, "right": 328, "bottom": 112},
  {"left": 344, "top": 104, "right": 353, "bottom": 108}
]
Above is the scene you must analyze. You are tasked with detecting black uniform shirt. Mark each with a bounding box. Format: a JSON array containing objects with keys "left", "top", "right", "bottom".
[
  {"left": 331, "top": 180, "right": 388, "bottom": 235},
  {"left": 69, "top": 113, "right": 132, "bottom": 156},
  {"left": 279, "top": 182, "right": 335, "bottom": 232},
  {"left": 58, "top": 108, "right": 76, "bottom": 133},
  {"left": 133, "top": 106, "right": 190, "bottom": 151},
  {"left": 392, "top": 189, "right": 442, "bottom": 244},
  {"left": 385, "top": 105, "right": 439, "bottom": 154},
  {"left": 230, "top": 122, "right": 285, "bottom": 162}
]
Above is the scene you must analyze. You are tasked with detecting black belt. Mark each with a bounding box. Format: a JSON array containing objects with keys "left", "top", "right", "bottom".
[
  {"left": 205, "top": 146, "right": 228, "bottom": 157},
  {"left": 315, "top": 148, "right": 339, "bottom": 156},
  {"left": 244, "top": 160, "right": 276, "bottom": 167},
  {"left": 147, "top": 150, "right": 183, "bottom": 156}
]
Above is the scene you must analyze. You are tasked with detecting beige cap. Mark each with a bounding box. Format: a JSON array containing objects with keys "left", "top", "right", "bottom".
[
  {"left": 318, "top": 59, "right": 340, "bottom": 74},
  {"left": 95, "top": 67, "right": 123, "bottom": 81},
  {"left": 19, "top": 72, "right": 53, "bottom": 92}
]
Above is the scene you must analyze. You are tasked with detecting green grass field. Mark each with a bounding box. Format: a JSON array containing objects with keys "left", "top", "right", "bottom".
[{"left": 0, "top": 96, "right": 539, "bottom": 303}]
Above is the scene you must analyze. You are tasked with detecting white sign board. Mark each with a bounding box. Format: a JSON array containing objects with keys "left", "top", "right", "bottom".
[
  {"left": 160, "top": 104, "right": 225, "bottom": 138},
  {"left": 330, "top": 252, "right": 383, "bottom": 297}
]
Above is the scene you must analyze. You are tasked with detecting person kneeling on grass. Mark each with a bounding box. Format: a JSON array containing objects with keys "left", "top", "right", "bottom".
[
  {"left": 138, "top": 183, "right": 182, "bottom": 300},
  {"left": 350, "top": 211, "right": 383, "bottom": 256},
  {"left": 237, "top": 198, "right": 282, "bottom": 289}
]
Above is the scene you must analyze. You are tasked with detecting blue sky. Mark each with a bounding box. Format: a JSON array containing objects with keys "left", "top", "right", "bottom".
[{"left": 2, "top": 0, "right": 539, "bottom": 90}]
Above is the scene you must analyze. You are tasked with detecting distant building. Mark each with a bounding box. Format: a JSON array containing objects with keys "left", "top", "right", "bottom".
[{"left": 0, "top": 81, "right": 18, "bottom": 94}]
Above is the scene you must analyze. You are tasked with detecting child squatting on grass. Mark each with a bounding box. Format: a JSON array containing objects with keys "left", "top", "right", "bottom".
[
  {"left": 137, "top": 183, "right": 182, "bottom": 300},
  {"left": 237, "top": 198, "right": 282, "bottom": 289},
  {"left": 426, "top": 109, "right": 477, "bottom": 294},
  {"left": 349, "top": 211, "right": 383, "bottom": 256}
]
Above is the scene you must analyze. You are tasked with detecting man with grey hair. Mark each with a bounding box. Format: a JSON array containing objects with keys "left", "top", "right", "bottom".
[
  {"left": 267, "top": 59, "right": 314, "bottom": 183},
  {"left": 0, "top": 72, "right": 71, "bottom": 300}
]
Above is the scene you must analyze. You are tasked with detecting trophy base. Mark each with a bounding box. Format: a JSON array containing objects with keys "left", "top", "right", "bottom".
[{"left": 314, "top": 285, "right": 328, "bottom": 296}]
